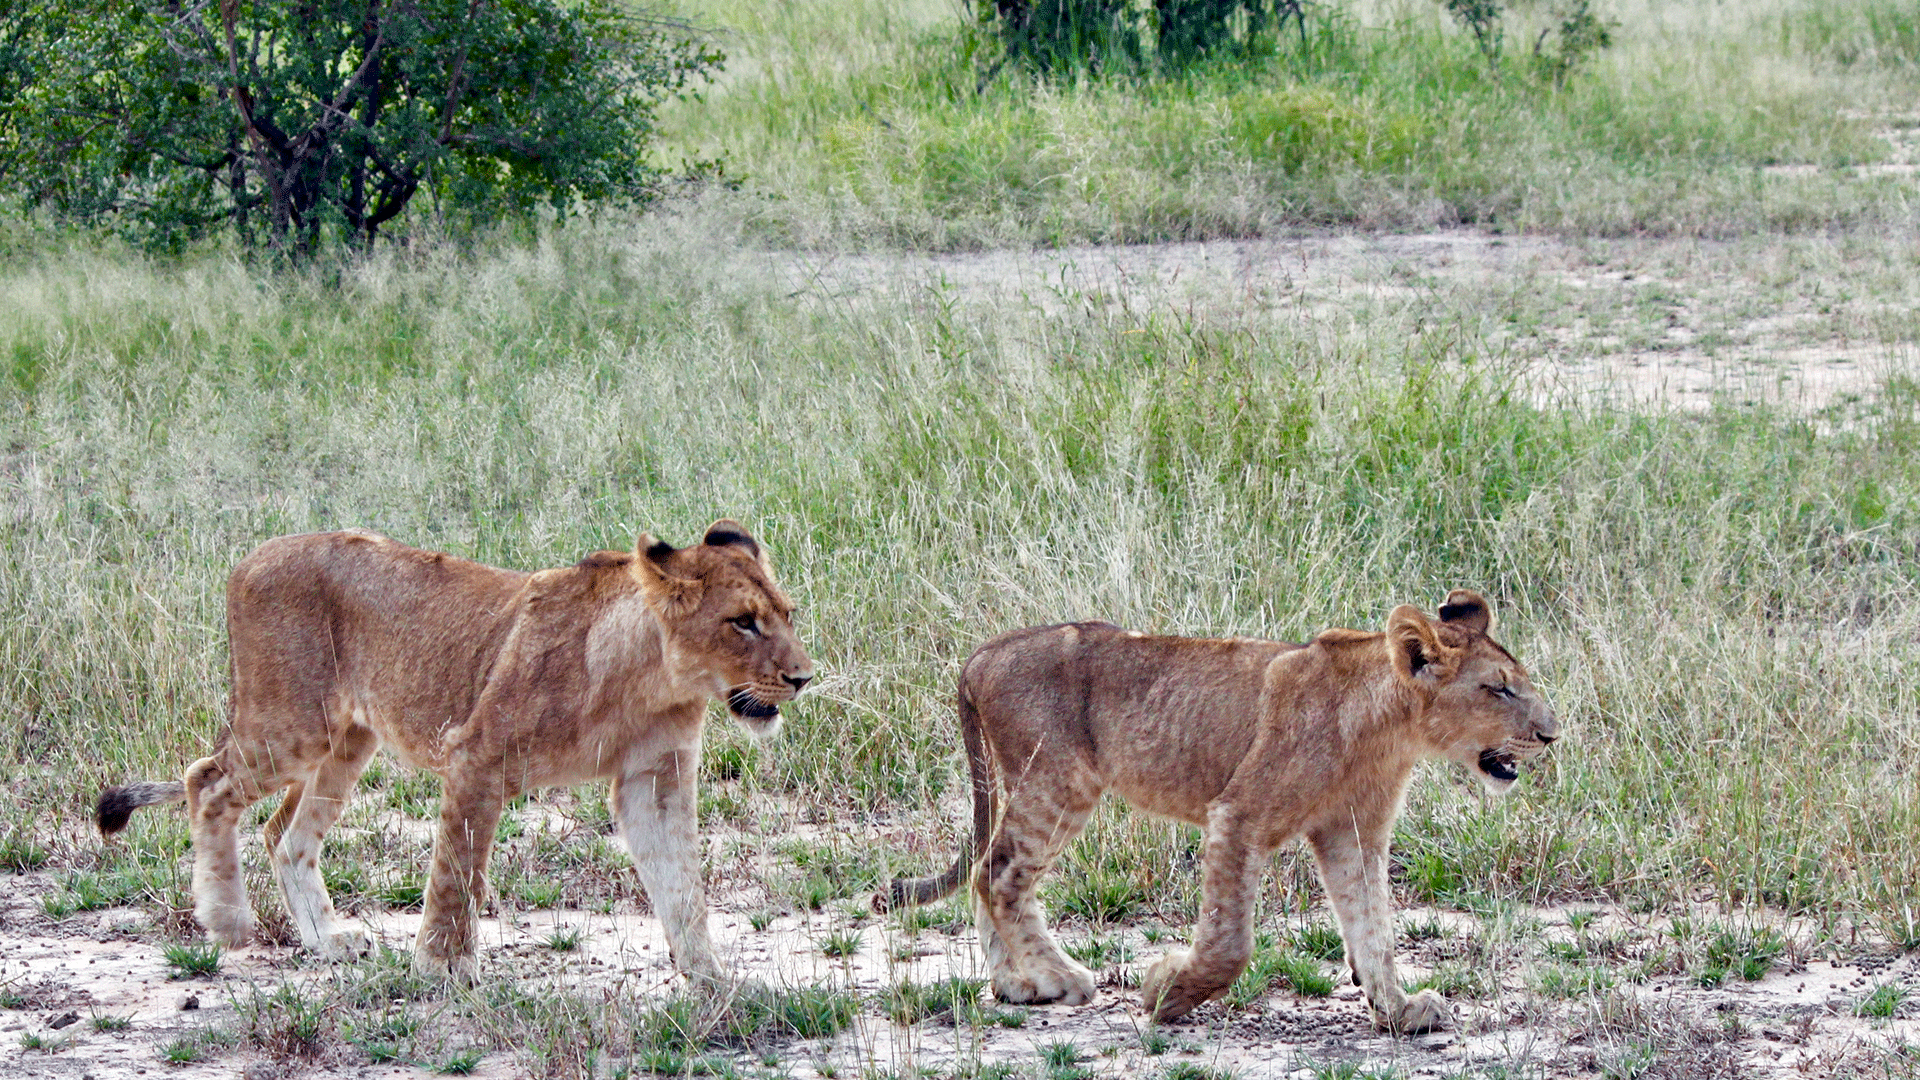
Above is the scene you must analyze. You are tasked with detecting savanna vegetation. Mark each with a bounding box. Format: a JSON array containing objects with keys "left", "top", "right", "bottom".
[{"left": 4, "top": 0, "right": 1920, "bottom": 1077}]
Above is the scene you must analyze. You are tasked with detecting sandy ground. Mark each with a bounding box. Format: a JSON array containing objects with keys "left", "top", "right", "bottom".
[
  {"left": 4, "top": 842, "right": 1918, "bottom": 1080},
  {"left": 772, "top": 229, "right": 1912, "bottom": 417}
]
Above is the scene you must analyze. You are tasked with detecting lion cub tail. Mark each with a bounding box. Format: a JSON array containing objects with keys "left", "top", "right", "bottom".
[
  {"left": 96, "top": 782, "right": 187, "bottom": 836},
  {"left": 875, "top": 688, "right": 995, "bottom": 914}
]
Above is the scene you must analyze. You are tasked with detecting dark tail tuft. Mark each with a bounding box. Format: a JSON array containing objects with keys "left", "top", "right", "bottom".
[
  {"left": 96, "top": 782, "right": 187, "bottom": 836},
  {"left": 874, "top": 853, "right": 969, "bottom": 914}
]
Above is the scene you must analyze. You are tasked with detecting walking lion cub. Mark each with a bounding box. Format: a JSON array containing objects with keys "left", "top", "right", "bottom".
[
  {"left": 881, "top": 591, "right": 1555, "bottom": 1031},
  {"left": 97, "top": 521, "right": 812, "bottom": 985}
]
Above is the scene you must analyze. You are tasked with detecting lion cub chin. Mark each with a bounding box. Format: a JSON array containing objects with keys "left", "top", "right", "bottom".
[
  {"left": 880, "top": 590, "right": 1556, "bottom": 1031},
  {"left": 95, "top": 521, "right": 813, "bottom": 987}
]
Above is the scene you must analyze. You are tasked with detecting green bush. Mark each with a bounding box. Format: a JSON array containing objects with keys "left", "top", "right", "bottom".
[{"left": 0, "top": 0, "right": 720, "bottom": 255}]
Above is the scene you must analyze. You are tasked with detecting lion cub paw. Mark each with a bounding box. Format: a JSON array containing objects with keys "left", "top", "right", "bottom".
[
  {"left": 1378, "top": 989, "right": 1451, "bottom": 1035},
  {"left": 1139, "top": 951, "right": 1212, "bottom": 1022},
  {"left": 197, "top": 905, "right": 256, "bottom": 950},
  {"left": 992, "top": 961, "right": 1096, "bottom": 1006},
  {"left": 321, "top": 928, "right": 375, "bottom": 961},
  {"left": 411, "top": 950, "right": 478, "bottom": 987}
]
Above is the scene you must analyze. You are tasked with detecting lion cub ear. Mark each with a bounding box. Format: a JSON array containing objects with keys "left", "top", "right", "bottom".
[
  {"left": 702, "top": 518, "right": 775, "bottom": 576},
  {"left": 1437, "top": 589, "right": 1493, "bottom": 635},
  {"left": 633, "top": 533, "right": 698, "bottom": 616},
  {"left": 1386, "top": 605, "right": 1460, "bottom": 687}
]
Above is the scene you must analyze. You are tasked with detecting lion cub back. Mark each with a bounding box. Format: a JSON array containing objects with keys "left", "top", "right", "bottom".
[{"left": 961, "top": 622, "right": 1297, "bottom": 826}]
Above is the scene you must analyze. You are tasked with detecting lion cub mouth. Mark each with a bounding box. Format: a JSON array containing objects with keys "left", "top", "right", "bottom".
[
  {"left": 1477, "top": 748, "right": 1520, "bottom": 782},
  {"left": 727, "top": 688, "right": 780, "bottom": 720}
]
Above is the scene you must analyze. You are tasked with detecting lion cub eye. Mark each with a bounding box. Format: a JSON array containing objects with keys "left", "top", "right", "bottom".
[
  {"left": 730, "top": 614, "right": 761, "bottom": 636},
  {"left": 1485, "top": 684, "right": 1516, "bottom": 700}
]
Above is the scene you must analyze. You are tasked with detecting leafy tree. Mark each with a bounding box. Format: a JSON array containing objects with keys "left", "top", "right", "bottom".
[{"left": 0, "top": 0, "right": 721, "bottom": 254}]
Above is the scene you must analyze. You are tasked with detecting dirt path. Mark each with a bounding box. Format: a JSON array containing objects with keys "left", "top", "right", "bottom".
[{"left": 775, "top": 229, "right": 1914, "bottom": 416}]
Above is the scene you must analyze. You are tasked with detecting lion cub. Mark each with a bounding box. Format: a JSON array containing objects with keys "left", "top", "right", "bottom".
[
  {"left": 881, "top": 591, "right": 1555, "bottom": 1031},
  {"left": 97, "top": 521, "right": 812, "bottom": 986}
]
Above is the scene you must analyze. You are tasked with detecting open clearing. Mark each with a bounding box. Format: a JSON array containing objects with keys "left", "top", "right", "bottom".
[
  {"left": 4, "top": 220, "right": 1920, "bottom": 1078},
  {"left": 4, "top": 797, "right": 1919, "bottom": 1080}
]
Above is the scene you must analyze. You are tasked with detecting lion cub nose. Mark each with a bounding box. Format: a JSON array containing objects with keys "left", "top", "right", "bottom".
[{"left": 785, "top": 673, "right": 813, "bottom": 693}]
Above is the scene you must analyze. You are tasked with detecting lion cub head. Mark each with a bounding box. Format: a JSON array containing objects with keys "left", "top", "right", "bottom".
[
  {"left": 632, "top": 519, "right": 813, "bottom": 736},
  {"left": 1387, "top": 589, "right": 1557, "bottom": 792}
]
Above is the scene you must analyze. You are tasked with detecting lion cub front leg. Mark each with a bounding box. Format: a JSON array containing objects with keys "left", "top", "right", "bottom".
[
  {"left": 613, "top": 752, "right": 721, "bottom": 986},
  {"left": 1309, "top": 823, "right": 1450, "bottom": 1035},
  {"left": 1140, "top": 810, "right": 1263, "bottom": 1022},
  {"left": 414, "top": 769, "right": 506, "bottom": 984}
]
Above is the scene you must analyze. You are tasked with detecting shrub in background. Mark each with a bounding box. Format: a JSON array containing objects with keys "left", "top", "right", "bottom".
[{"left": 0, "top": 0, "right": 721, "bottom": 256}]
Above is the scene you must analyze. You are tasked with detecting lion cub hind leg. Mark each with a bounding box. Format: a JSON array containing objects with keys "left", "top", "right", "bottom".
[
  {"left": 975, "top": 783, "right": 1099, "bottom": 1006},
  {"left": 267, "top": 721, "right": 379, "bottom": 960},
  {"left": 183, "top": 753, "right": 270, "bottom": 948}
]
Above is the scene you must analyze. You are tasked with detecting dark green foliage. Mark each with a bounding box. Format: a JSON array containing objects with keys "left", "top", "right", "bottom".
[
  {"left": 0, "top": 0, "right": 720, "bottom": 254},
  {"left": 1440, "top": 0, "right": 1615, "bottom": 83},
  {"left": 980, "top": 0, "right": 1310, "bottom": 74}
]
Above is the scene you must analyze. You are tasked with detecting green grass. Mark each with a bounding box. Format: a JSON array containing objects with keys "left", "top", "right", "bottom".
[
  {"left": 883, "top": 978, "right": 989, "bottom": 1025},
  {"left": 8, "top": 126, "right": 1920, "bottom": 1073},
  {"left": 1228, "top": 946, "right": 1335, "bottom": 1007},
  {"left": 8, "top": 222, "right": 1920, "bottom": 933},
  {"left": 655, "top": 0, "right": 1920, "bottom": 246},
  {"left": 1856, "top": 983, "right": 1910, "bottom": 1019},
  {"left": 163, "top": 942, "right": 223, "bottom": 979}
]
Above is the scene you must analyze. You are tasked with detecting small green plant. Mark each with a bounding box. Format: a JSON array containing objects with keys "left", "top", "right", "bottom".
[
  {"left": 1410, "top": 963, "right": 1491, "bottom": 999},
  {"left": 1054, "top": 868, "right": 1148, "bottom": 925},
  {"left": 164, "top": 941, "right": 223, "bottom": 979},
  {"left": 1599, "top": 1040, "right": 1659, "bottom": 1080},
  {"left": 440, "top": 1047, "right": 485, "bottom": 1074},
  {"left": 1141, "top": 1029, "right": 1172, "bottom": 1055},
  {"left": 546, "top": 926, "right": 584, "bottom": 952},
  {"left": 19, "top": 1031, "right": 63, "bottom": 1052},
  {"left": 883, "top": 978, "right": 988, "bottom": 1025},
  {"left": 1162, "top": 1064, "right": 1238, "bottom": 1080},
  {"left": 41, "top": 870, "right": 146, "bottom": 918},
  {"left": 1291, "top": 924, "right": 1345, "bottom": 961},
  {"left": 157, "top": 1026, "right": 236, "bottom": 1065},
  {"left": 1534, "top": 962, "right": 1615, "bottom": 998},
  {"left": 377, "top": 878, "right": 426, "bottom": 909},
  {"left": 1857, "top": 983, "right": 1909, "bottom": 1019},
  {"left": 514, "top": 878, "right": 564, "bottom": 909},
  {"left": 1065, "top": 935, "right": 1134, "bottom": 968},
  {"left": 1696, "top": 928, "right": 1785, "bottom": 987},
  {"left": 725, "top": 984, "right": 862, "bottom": 1042},
  {"left": 239, "top": 983, "right": 330, "bottom": 1057},
  {"left": 92, "top": 1013, "right": 132, "bottom": 1031},
  {"left": 1229, "top": 947, "right": 1334, "bottom": 1006},
  {"left": 1293, "top": 1060, "right": 1398, "bottom": 1080},
  {"left": 749, "top": 909, "right": 777, "bottom": 932},
  {"left": 820, "top": 929, "right": 864, "bottom": 958},
  {"left": 1042, "top": 1040, "right": 1083, "bottom": 1067},
  {"left": 0, "top": 830, "right": 50, "bottom": 873}
]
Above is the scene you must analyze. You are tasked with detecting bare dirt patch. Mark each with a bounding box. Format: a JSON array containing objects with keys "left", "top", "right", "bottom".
[
  {"left": 6, "top": 826, "right": 1918, "bottom": 1079},
  {"left": 774, "top": 230, "right": 1918, "bottom": 416}
]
